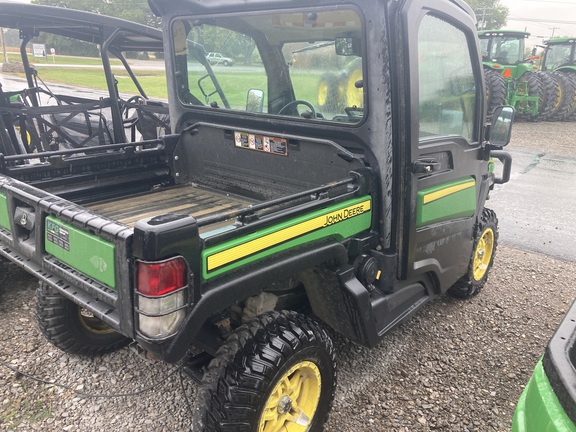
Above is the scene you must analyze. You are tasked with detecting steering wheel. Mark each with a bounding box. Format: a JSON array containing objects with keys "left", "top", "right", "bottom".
[
  {"left": 277, "top": 99, "right": 317, "bottom": 118},
  {"left": 122, "top": 95, "right": 145, "bottom": 127}
]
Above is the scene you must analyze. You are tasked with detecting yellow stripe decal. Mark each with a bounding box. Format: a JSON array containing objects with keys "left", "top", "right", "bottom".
[
  {"left": 423, "top": 180, "right": 476, "bottom": 205},
  {"left": 207, "top": 199, "right": 372, "bottom": 271}
]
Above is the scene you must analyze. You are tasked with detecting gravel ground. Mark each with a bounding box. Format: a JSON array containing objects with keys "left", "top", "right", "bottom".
[{"left": 1, "top": 121, "right": 575, "bottom": 431}]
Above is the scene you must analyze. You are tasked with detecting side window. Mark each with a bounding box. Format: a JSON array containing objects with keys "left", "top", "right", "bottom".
[{"left": 418, "top": 15, "right": 477, "bottom": 140}]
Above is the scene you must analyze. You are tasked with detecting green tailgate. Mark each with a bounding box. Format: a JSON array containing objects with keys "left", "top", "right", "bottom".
[
  {"left": 0, "top": 193, "right": 8, "bottom": 230},
  {"left": 513, "top": 359, "right": 576, "bottom": 432},
  {"left": 45, "top": 216, "right": 116, "bottom": 288}
]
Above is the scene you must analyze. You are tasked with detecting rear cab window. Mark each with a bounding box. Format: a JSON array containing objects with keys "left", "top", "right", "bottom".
[{"left": 170, "top": 8, "right": 365, "bottom": 124}]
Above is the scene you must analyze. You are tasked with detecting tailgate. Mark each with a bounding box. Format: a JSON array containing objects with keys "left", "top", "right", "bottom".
[{"left": 0, "top": 174, "right": 135, "bottom": 338}]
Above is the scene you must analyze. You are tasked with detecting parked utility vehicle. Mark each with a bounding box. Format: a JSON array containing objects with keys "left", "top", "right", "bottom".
[
  {"left": 1, "top": 0, "right": 513, "bottom": 429},
  {"left": 513, "top": 299, "right": 576, "bottom": 432},
  {"left": 0, "top": 2, "right": 169, "bottom": 155}
]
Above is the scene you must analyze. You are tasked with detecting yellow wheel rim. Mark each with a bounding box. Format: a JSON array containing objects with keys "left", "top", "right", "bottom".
[
  {"left": 317, "top": 80, "right": 329, "bottom": 107},
  {"left": 473, "top": 227, "right": 494, "bottom": 281},
  {"left": 78, "top": 307, "right": 115, "bottom": 335},
  {"left": 554, "top": 87, "right": 562, "bottom": 111},
  {"left": 345, "top": 68, "right": 363, "bottom": 108},
  {"left": 258, "top": 360, "right": 321, "bottom": 432}
]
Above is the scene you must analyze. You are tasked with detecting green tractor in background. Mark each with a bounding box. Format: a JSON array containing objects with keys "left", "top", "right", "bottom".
[
  {"left": 316, "top": 57, "right": 363, "bottom": 118},
  {"left": 478, "top": 30, "right": 564, "bottom": 121},
  {"left": 539, "top": 37, "right": 576, "bottom": 120}
]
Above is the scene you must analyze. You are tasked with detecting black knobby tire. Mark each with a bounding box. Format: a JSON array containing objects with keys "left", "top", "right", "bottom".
[
  {"left": 36, "top": 283, "right": 129, "bottom": 356},
  {"left": 0, "top": 258, "right": 8, "bottom": 300},
  {"left": 539, "top": 71, "right": 562, "bottom": 120},
  {"left": 317, "top": 72, "right": 341, "bottom": 113},
  {"left": 484, "top": 68, "right": 506, "bottom": 117},
  {"left": 192, "top": 310, "right": 337, "bottom": 432},
  {"left": 517, "top": 72, "right": 543, "bottom": 121},
  {"left": 549, "top": 71, "right": 576, "bottom": 121},
  {"left": 448, "top": 208, "right": 499, "bottom": 299}
]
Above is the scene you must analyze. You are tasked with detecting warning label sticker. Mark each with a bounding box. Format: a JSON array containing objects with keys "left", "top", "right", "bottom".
[
  {"left": 46, "top": 219, "right": 70, "bottom": 251},
  {"left": 234, "top": 131, "right": 287, "bottom": 156}
]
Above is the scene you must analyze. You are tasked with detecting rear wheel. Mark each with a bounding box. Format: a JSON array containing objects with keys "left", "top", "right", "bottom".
[
  {"left": 539, "top": 71, "right": 562, "bottom": 119},
  {"left": 0, "top": 258, "right": 8, "bottom": 300},
  {"left": 448, "top": 208, "right": 498, "bottom": 299},
  {"left": 484, "top": 68, "right": 506, "bottom": 117},
  {"left": 192, "top": 310, "right": 336, "bottom": 432},
  {"left": 36, "top": 283, "right": 129, "bottom": 356},
  {"left": 317, "top": 72, "right": 341, "bottom": 113},
  {"left": 517, "top": 72, "right": 543, "bottom": 121},
  {"left": 549, "top": 71, "right": 576, "bottom": 121}
]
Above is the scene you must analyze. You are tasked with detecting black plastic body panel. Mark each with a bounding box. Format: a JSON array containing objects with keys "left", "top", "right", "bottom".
[{"left": 542, "top": 299, "right": 576, "bottom": 426}]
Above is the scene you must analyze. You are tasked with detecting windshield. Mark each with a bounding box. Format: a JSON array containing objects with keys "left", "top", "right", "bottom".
[
  {"left": 171, "top": 8, "right": 365, "bottom": 124},
  {"left": 545, "top": 44, "right": 574, "bottom": 70},
  {"left": 485, "top": 36, "right": 525, "bottom": 64}
]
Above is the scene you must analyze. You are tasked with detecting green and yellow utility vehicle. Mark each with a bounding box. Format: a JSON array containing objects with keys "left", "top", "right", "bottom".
[
  {"left": 513, "top": 300, "right": 576, "bottom": 432},
  {"left": 1, "top": 0, "right": 513, "bottom": 430}
]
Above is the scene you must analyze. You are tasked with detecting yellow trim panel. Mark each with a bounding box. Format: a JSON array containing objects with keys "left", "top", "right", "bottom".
[
  {"left": 423, "top": 180, "right": 476, "bottom": 204},
  {"left": 207, "top": 199, "right": 371, "bottom": 271}
]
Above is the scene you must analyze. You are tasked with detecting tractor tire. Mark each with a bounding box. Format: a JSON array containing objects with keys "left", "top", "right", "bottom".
[
  {"left": 36, "top": 283, "right": 129, "bottom": 356},
  {"left": 448, "top": 208, "right": 498, "bottom": 299},
  {"left": 484, "top": 68, "right": 506, "bottom": 117},
  {"left": 317, "top": 72, "right": 341, "bottom": 113},
  {"left": 345, "top": 67, "right": 363, "bottom": 108},
  {"left": 538, "top": 71, "right": 562, "bottom": 120},
  {"left": 192, "top": 310, "right": 337, "bottom": 432},
  {"left": 0, "top": 258, "right": 8, "bottom": 300},
  {"left": 549, "top": 71, "right": 576, "bottom": 121},
  {"left": 517, "top": 72, "right": 543, "bottom": 122}
]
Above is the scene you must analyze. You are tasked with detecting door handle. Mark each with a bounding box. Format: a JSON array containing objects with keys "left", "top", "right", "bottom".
[{"left": 413, "top": 158, "right": 441, "bottom": 174}]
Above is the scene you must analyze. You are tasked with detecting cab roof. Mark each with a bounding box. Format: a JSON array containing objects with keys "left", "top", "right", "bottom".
[
  {"left": 544, "top": 37, "right": 576, "bottom": 45},
  {"left": 478, "top": 30, "right": 531, "bottom": 39}
]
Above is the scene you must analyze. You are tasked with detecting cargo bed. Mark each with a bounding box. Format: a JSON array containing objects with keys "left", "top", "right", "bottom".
[{"left": 87, "top": 183, "right": 256, "bottom": 233}]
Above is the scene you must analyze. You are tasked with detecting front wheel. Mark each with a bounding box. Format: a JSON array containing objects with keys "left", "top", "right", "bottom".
[
  {"left": 448, "top": 208, "right": 498, "bottom": 299},
  {"left": 36, "top": 283, "right": 129, "bottom": 356},
  {"left": 192, "top": 310, "right": 336, "bottom": 432}
]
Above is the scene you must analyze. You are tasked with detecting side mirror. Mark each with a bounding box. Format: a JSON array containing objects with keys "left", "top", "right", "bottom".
[
  {"left": 246, "top": 88, "right": 264, "bottom": 113},
  {"left": 488, "top": 106, "right": 514, "bottom": 147},
  {"left": 335, "top": 37, "right": 361, "bottom": 56}
]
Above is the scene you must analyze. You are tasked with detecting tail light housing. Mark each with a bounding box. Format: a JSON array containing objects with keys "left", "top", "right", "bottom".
[{"left": 136, "top": 257, "right": 189, "bottom": 339}]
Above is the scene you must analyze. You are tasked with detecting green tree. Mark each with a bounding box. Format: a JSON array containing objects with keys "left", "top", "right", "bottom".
[
  {"left": 28, "top": 0, "right": 161, "bottom": 56},
  {"left": 468, "top": 0, "right": 509, "bottom": 30}
]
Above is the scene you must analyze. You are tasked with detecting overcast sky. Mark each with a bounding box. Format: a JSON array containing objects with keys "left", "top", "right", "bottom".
[
  {"left": 2, "top": 0, "right": 575, "bottom": 49},
  {"left": 502, "top": 0, "right": 576, "bottom": 47}
]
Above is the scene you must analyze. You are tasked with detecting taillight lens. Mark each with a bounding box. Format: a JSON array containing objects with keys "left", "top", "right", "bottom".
[
  {"left": 136, "top": 257, "right": 189, "bottom": 339},
  {"left": 137, "top": 258, "right": 187, "bottom": 296}
]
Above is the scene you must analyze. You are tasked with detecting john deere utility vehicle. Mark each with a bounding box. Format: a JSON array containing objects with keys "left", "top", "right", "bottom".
[
  {"left": 513, "top": 299, "right": 576, "bottom": 432},
  {"left": 1, "top": 0, "right": 513, "bottom": 430}
]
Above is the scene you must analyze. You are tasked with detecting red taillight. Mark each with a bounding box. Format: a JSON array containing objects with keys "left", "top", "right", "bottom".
[{"left": 137, "top": 257, "right": 187, "bottom": 297}]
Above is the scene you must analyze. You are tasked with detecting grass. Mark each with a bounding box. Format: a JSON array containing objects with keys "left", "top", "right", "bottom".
[
  {"left": 6, "top": 52, "right": 123, "bottom": 66},
  {"left": 1, "top": 397, "right": 52, "bottom": 430},
  {"left": 32, "top": 68, "right": 169, "bottom": 99},
  {"left": 4, "top": 54, "right": 329, "bottom": 107}
]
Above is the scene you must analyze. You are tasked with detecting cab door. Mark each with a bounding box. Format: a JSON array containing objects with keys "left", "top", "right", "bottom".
[{"left": 401, "top": 0, "right": 489, "bottom": 289}]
